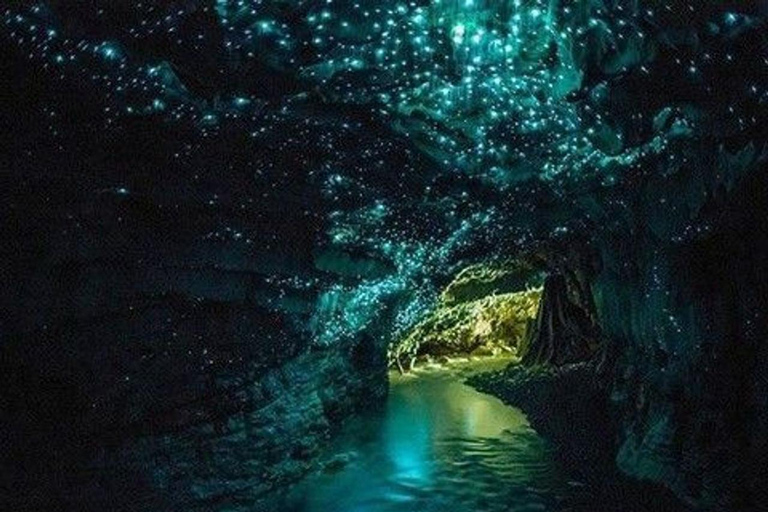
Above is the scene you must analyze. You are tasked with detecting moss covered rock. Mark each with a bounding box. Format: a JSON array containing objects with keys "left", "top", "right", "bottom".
[
  {"left": 393, "top": 288, "right": 542, "bottom": 364},
  {"left": 440, "top": 261, "right": 543, "bottom": 306}
]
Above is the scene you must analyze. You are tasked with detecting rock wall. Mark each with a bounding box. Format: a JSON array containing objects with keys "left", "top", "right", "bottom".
[
  {"left": 587, "top": 165, "right": 768, "bottom": 509},
  {"left": 476, "top": 159, "right": 768, "bottom": 509},
  {"left": 0, "top": 152, "right": 388, "bottom": 512}
]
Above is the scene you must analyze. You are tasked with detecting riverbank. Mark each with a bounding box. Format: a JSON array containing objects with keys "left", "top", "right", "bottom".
[
  {"left": 277, "top": 357, "right": 554, "bottom": 512},
  {"left": 468, "top": 362, "right": 693, "bottom": 511},
  {"left": 270, "top": 357, "right": 695, "bottom": 512}
]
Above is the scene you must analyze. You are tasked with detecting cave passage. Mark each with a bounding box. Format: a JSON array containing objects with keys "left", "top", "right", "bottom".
[
  {"left": 280, "top": 360, "right": 561, "bottom": 512},
  {"left": 389, "top": 261, "right": 544, "bottom": 372},
  {"left": 282, "top": 260, "right": 683, "bottom": 512},
  {"left": 280, "top": 360, "right": 689, "bottom": 512},
  {"left": 3, "top": 1, "right": 768, "bottom": 510}
]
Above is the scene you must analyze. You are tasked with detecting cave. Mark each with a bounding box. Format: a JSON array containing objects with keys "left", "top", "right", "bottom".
[{"left": 2, "top": 2, "right": 768, "bottom": 511}]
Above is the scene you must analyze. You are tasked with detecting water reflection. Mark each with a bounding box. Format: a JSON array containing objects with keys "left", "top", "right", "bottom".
[{"left": 282, "top": 360, "right": 561, "bottom": 512}]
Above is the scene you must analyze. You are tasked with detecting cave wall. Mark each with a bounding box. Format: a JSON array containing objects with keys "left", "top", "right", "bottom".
[
  {"left": 515, "top": 152, "right": 768, "bottom": 509},
  {"left": 588, "top": 164, "right": 768, "bottom": 509},
  {"left": 0, "top": 48, "right": 391, "bottom": 508},
  {"left": 0, "top": 166, "right": 389, "bottom": 511}
]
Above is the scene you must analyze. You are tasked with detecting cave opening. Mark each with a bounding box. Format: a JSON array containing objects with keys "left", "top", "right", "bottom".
[
  {"left": 389, "top": 260, "right": 545, "bottom": 373},
  {"left": 387, "top": 251, "right": 604, "bottom": 372},
  {"left": 282, "top": 255, "right": 692, "bottom": 512}
]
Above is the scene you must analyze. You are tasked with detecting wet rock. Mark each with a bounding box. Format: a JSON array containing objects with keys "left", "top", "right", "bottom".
[{"left": 520, "top": 274, "right": 599, "bottom": 366}]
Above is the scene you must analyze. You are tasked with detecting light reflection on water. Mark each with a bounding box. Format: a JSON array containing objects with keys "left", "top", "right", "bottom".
[{"left": 282, "top": 360, "right": 566, "bottom": 512}]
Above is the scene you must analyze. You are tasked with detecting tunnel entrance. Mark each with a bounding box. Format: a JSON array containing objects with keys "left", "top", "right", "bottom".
[
  {"left": 388, "top": 256, "right": 603, "bottom": 375},
  {"left": 389, "top": 261, "right": 544, "bottom": 373},
  {"left": 282, "top": 262, "right": 656, "bottom": 512}
]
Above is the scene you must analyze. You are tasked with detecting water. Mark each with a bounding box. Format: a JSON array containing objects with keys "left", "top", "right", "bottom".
[{"left": 281, "top": 359, "right": 576, "bottom": 512}]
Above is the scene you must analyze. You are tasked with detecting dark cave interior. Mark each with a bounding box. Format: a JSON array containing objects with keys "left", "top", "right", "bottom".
[{"left": 2, "top": 1, "right": 768, "bottom": 511}]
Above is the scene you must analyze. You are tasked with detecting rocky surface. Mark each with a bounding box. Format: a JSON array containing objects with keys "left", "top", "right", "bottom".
[
  {"left": 519, "top": 274, "right": 599, "bottom": 366},
  {"left": 3, "top": 2, "right": 768, "bottom": 511},
  {"left": 591, "top": 166, "right": 768, "bottom": 510},
  {"left": 393, "top": 285, "right": 541, "bottom": 366},
  {"left": 468, "top": 363, "right": 694, "bottom": 511},
  {"left": 0, "top": 166, "right": 388, "bottom": 511}
]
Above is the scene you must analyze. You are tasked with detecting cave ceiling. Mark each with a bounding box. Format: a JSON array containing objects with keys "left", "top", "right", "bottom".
[{"left": 4, "top": 0, "right": 767, "bottom": 345}]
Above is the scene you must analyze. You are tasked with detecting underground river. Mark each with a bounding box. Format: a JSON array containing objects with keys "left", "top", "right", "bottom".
[
  {"left": 275, "top": 359, "right": 686, "bottom": 512},
  {"left": 276, "top": 358, "right": 695, "bottom": 512}
]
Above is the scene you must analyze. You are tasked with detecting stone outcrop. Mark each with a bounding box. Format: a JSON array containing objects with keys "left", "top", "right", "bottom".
[
  {"left": 520, "top": 274, "right": 599, "bottom": 366},
  {"left": 0, "top": 151, "right": 388, "bottom": 512}
]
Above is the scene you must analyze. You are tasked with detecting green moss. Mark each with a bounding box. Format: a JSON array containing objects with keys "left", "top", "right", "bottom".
[
  {"left": 391, "top": 288, "right": 541, "bottom": 365},
  {"left": 388, "top": 261, "right": 544, "bottom": 368},
  {"left": 440, "top": 260, "right": 543, "bottom": 306}
]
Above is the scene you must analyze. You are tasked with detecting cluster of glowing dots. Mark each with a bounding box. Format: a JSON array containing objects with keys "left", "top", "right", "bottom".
[
  {"left": 294, "top": 0, "right": 595, "bottom": 176},
  {"left": 6, "top": 0, "right": 763, "bottom": 190}
]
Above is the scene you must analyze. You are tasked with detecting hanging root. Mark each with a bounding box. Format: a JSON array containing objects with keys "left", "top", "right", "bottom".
[{"left": 395, "top": 355, "right": 405, "bottom": 375}]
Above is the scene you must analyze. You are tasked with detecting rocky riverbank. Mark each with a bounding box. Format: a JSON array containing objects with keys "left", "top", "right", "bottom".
[{"left": 468, "top": 362, "right": 693, "bottom": 511}]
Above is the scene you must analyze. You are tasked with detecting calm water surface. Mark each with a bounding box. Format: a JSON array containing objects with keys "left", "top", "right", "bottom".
[{"left": 281, "top": 360, "right": 578, "bottom": 512}]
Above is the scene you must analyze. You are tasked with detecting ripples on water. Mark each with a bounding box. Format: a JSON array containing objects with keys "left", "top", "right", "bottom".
[
  {"left": 278, "top": 361, "right": 696, "bottom": 512},
  {"left": 279, "top": 360, "right": 684, "bottom": 512}
]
